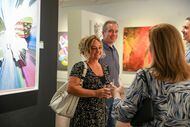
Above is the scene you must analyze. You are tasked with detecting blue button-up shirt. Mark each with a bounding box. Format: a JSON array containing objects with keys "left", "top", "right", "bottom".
[
  {"left": 185, "top": 42, "right": 190, "bottom": 63},
  {"left": 99, "top": 41, "right": 120, "bottom": 86}
]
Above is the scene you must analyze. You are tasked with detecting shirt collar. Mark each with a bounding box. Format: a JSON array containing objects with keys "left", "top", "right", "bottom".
[
  {"left": 102, "top": 40, "right": 116, "bottom": 50},
  {"left": 186, "top": 42, "right": 190, "bottom": 50}
]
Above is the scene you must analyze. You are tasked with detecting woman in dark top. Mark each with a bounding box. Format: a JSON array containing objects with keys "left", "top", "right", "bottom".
[{"left": 67, "top": 35, "right": 112, "bottom": 127}]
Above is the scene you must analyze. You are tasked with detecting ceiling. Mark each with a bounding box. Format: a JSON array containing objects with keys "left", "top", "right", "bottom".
[{"left": 59, "top": 0, "right": 127, "bottom": 7}]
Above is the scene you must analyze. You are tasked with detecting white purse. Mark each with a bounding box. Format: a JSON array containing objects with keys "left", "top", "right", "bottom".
[{"left": 49, "top": 61, "right": 87, "bottom": 118}]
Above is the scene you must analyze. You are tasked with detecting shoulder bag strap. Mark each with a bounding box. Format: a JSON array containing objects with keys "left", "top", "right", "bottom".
[
  {"left": 82, "top": 61, "right": 87, "bottom": 77},
  {"left": 81, "top": 61, "right": 88, "bottom": 86},
  {"left": 142, "top": 69, "right": 151, "bottom": 97}
]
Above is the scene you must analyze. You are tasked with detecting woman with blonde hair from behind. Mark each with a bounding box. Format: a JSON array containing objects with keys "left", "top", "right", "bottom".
[
  {"left": 112, "top": 23, "right": 190, "bottom": 126},
  {"left": 67, "top": 35, "right": 112, "bottom": 127}
]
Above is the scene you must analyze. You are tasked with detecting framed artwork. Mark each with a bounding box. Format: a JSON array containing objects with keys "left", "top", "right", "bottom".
[
  {"left": 123, "top": 26, "right": 152, "bottom": 72},
  {"left": 0, "top": 0, "right": 40, "bottom": 95},
  {"left": 57, "top": 32, "right": 68, "bottom": 71},
  {"left": 89, "top": 20, "right": 103, "bottom": 40}
]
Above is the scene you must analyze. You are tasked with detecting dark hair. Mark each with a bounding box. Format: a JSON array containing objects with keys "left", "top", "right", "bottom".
[{"left": 102, "top": 20, "right": 118, "bottom": 32}]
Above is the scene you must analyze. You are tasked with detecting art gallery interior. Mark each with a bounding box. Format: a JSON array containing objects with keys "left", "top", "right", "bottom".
[
  {"left": 57, "top": 0, "right": 190, "bottom": 87},
  {"left": 0, "top": 0, "right": 190, "bottom": 127},
  {"left": 56, "top": 0, "right": 190, "bottom": 127}
]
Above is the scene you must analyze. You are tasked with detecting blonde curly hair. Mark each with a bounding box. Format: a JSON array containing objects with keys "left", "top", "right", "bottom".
[{"left": 78, "top": 35, "right": 101, "bottom": 59}]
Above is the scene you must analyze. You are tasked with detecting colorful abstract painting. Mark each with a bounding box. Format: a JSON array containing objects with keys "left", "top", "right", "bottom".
[
  {"left": 57, "top": 32, "right": 68, "bottom": 71},
  {"left": 123, "top": 26, "right": 152, "bottom": 72},
  {"left": 0, "top": 0, "right": 40, "bottom": 95}
]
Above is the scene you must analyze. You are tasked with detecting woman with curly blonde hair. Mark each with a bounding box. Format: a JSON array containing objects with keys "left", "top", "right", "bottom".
[{"left": 68, "top": 35, "right": 112, "bottom": 127}]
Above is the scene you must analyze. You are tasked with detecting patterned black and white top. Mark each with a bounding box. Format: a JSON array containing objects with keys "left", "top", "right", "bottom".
[
  {"left": 112, "top": 69, "right": 190, "bottom": 127},
  {"left": 69, "top": 61, "right": 111, "bottom": 127}
]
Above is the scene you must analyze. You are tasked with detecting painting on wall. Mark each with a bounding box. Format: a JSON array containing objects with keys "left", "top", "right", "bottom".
[
  {"left": 123, "top": 26, "right": 152, "bottom": 72},
  {"left": 57, "top": 32, "right": 68, "bottom": 71},
  {"left": 89, "top": 20, "right": 103, "bottom": 40},
  {"left": 0, "top": 0, "right": 40, "bottom": 95}
]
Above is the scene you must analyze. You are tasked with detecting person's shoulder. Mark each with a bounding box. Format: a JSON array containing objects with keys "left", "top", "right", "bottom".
[
  {"left": 102, "top": 41, "right": 109, "bottom": 49},
  {"left": 136, "top": 68, "right": 145, "bottom": 74},
  {"left": 73, "top": 61, "right": 85, "bottom": 68},
  {"left": 71, "top": 61, "right": 86, "bottom": 74},
  {"left": 136, "top": 68, "right": 151, "bottom": 78}
]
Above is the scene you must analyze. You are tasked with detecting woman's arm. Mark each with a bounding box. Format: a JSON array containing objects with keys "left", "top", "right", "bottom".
[
  {"left": 112, "top": 85, "right": 124, "bottom": 99},
  {"left": 67, "top": 76, "right": 112, "bottom": 98},
  {"left": 111, "top": 70, "right": 146, "bottom": 122}
]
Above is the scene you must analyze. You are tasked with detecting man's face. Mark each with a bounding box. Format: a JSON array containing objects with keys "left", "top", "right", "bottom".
[
  {"left": 182, "top": 20, "right": 190, "bottom": 42},
  {"left": 102, "top": 23, "right": 118, "bottom": 45}
]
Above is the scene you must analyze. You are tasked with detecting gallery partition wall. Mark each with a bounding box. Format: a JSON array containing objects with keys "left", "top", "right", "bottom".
[{"left": 0, "top": 0, "right": 58, "bottom": 127}]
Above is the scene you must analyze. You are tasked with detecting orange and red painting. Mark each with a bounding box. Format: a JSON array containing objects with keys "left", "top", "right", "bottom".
[{"left": 123, "top": 26, "right": 152, "bottom": 72}]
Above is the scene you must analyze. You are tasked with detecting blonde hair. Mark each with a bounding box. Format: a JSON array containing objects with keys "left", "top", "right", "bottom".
[
  {"left": 149, "top": 23, "right": 190, "bottom": 82},
  {"left": 78, "top": 35, "right": 101, "bottom": 59}
]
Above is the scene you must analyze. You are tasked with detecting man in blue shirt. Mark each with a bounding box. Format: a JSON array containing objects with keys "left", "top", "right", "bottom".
[
  {"left": 182, "top": 17, "right": 190, "bottom": 63},
  {"left": 99, "top": 20, "right": 120, "bottom": 127}
]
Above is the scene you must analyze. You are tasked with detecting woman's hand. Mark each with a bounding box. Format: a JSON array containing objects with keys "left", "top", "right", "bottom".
[
  {"left": 111, "top": 85, "right": 124, "bottom": 99},
  {"left": 95, "top": 87, "right": 112, "bottom": 98}
]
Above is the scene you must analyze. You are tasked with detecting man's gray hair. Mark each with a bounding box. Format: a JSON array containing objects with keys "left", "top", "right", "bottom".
[
  {"left": 186, "top": 17, "right": 190, "bottom": 21},
  {"left": 102, "top": 20, "right": 118, "bottom": 32}
]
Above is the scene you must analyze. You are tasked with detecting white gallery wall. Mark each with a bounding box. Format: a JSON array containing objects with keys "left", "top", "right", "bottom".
[
  {"left": 58, "top": 0, "right": 190, "bottom": 85},
  {"left": 67, "top": 10, "right": 114, "bottom": 71}
]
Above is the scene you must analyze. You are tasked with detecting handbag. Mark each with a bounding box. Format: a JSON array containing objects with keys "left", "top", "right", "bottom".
[
  {"left": 130, "top": 69, "right": 154, "bottom": 126},
  {"left": 49, "top": 61, "right": 87, "bottom": 118}
]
